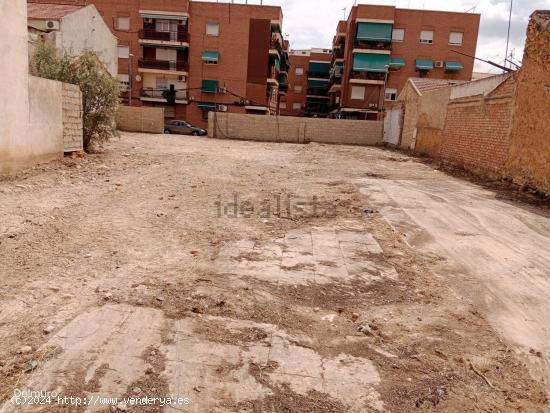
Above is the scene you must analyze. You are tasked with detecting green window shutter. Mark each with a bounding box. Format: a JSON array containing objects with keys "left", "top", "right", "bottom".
[
  {"left": 201, "top": 79, "right": 218, "bottom": 93},
  {"left": 352, "top": 53, "right": 390, "bottom": 72},
  {"left": 389, "top": 57, "right": 405, "bottom": 67},
  {"left": 445, "top": 61, "right": 464, "bottom": 71},
  {"left": 356, "top": 23, "right": 392, "bottom": 42},
  {"left": 308, "top": 62, "right": 331, "bottom": 74},
  {"left": 415, "top": 59, "right": 434, "bottom": 70},
  {"left": 197, "top": 102, "right": 217, "bottom": 110},
  {"left": 201, "top": 51, "right": 219, "bottom": 61}
]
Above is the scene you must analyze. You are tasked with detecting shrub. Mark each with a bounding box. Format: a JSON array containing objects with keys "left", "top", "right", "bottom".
[{"left": 33, "top": 43, "right": 120, "bottom": 152}]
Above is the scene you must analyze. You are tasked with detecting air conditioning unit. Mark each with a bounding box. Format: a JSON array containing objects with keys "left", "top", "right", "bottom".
[
  {"left": 434, "top": 61, "right": 444, "bottom": 68},
  {"left": 45, "top": 20, "right": 60, "bottom": 30},
  {"left": 217, "top": 87, "right": 227, "bottom": 94},
  {"left": 368, "top": 103, "right": 377, "bottom": 108},
  {"left": 177, "top": 76, "right": 186, "bottom": 82},
  {"left": 217, "top": 104, "right": 228, "bottom": 112}
]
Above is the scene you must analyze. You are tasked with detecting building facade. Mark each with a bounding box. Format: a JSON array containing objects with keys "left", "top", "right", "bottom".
[
  {"left": 27, "top": 3, "right": 118, "bottom": 77},
  {"left": 329, "top": 5, "right": 480, "bottom": 120},
  {"left": 280, "top": 48, "right": 332, "bottom": 117},
  {"left": 28, "top": 0, "right": 289, "bottom": 128}
]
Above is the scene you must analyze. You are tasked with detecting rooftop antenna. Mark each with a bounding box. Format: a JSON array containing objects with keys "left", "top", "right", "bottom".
[
  {"left": 342, "top": 8, "right": 346, "bottom": 20},
  {"left": 504, "top": 0, "right": 513, "bottom": 72}
]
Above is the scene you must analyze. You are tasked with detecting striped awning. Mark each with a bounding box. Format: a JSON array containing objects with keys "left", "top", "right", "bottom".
[
  {"left": 389, "top": 57, "right": 405, "bottom": 67},
  {"left": 140, "top": 13, "right": 188, "bottom": 21},
  {"left": 308, "top": 62, "right": 331, "bottom": 74},
  {"left": 197, "top": 102, "right": 216, "bottom": 110},
  {"left": 201, "top": 80, "right": 218, "bottom": 93},
  {"left": 201, "top": 51, "right": 219, "bottom": 61},
  {"left": 353, "top": 53, "right": 390, "bottom": 72},
  {"left": 356, "top": 22, "right": 392, "bottom": 42},
  {"left": 416, "top": 59, "right": 434, "bottom": 70},
  {"left": 445, "top": 61, "right": 464, "bottom": 71},
  {"left": 308, "top": 79, "right": 329, "bottom": 89}
]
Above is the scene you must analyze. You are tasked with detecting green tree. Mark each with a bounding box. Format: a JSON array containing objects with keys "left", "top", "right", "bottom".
[{"left": 33, "top": 42, "right": 119, "bottom": 152}]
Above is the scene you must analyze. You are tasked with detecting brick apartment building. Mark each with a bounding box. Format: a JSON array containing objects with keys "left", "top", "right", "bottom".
[
  {"left": 329, "top": 5, "right": 480, "bottom": 120},
  {"left": 28, "top": 0, "right": 290, "bottom": 128},
  {"left": 280, "top": 48, "right": 332, "bottom": 117}
]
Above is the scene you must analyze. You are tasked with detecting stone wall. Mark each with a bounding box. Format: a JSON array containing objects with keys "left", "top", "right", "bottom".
[
  {"left": 62, "top": 83, "right": 83, "bottom": 152},
  {"left": 439, "top": 76, "right": 516, "bottom": 179},
  {"left": 397, "top": 84, "right": 420, "bottom": 150},
  {"left": 116, "top": 106, "right": 165, "bottom": 134},
  {"left": 506, "top": 11, "right": 550, "bottom": 193},
  {"left": 209, "top": 113, "right": 384, "bottom": 146}
]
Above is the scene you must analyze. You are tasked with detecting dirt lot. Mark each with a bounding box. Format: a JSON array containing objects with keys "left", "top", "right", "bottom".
[{"left": 0, "top": 132, "right": 549, "bottom": 412}]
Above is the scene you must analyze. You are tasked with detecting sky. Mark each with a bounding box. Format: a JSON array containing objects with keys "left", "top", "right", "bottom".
[{"left": 202, "top": 0, "right": 550, "bottom": 72}]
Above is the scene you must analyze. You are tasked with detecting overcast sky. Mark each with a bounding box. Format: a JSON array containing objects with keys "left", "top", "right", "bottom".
[{"left": 202, "top": 0, "right": 550, "bottom": 72}]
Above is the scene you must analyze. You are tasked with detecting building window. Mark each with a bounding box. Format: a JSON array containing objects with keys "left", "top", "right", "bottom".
[
  {"left": 449, "top": 32, "right": 464, "bottom": 46},
  {"left": 117, "top": 17, "right": 130, "bottom": 31},
  {"left": 384, "top": 88, "right": 398, "bottom": 101},
  {"left": 280, "top": 102, "right": 287, "bottom": 109},
  {"left": 295, "top": 67, "right": 304, "bottom": 76},
  {"left": 335, "top": 96, "right": 340, "bottom": 104},
  {"left": 117, "top": 74, "right": 130, "bottom": 92},
  {"left": 156, "top": 19, "right": 175, "bottom": 33},
  {"left": 392, "top": 28, "right": 405, "bottom": 42},
  {"left": 117, "top": 45, "right": 130, "bottom": 59},
  {"left": 292, "top": 103, "right": 301, "bottom": 110},
  {"left": 206, "top": 21, "right": 219, "bottom": 36},
  {"left": 294, "top": 85, "right": 303, "bottom": 93},
  {"left": 420, "top": 30, "right": 434, "bottom": 44},
  {"left": 350, "top": 86, "right": 365, "bottom": 100}
]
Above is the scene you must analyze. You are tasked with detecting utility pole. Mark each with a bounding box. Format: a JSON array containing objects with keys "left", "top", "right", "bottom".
[
  {"left": 504, "top": 0, "right": 513, "bottom": 72},
  {"left": 128, "top": 53, "right": 134, "bottom": 105}
]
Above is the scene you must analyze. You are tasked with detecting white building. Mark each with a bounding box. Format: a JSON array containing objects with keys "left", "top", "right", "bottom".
[{"left": 27, "top": 3, "right": 118, "bottom": 77}]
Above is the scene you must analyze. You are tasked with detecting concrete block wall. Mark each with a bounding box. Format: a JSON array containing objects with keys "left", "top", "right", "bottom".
[
  {"left": 62, "top": 83, "right": 83, "bottom": 152},
  {"left": 116, "top": 106, "right": 164, "bottom": 134},
  {"left": 209, "top": 113, "right": 383, "bottom": 146}
]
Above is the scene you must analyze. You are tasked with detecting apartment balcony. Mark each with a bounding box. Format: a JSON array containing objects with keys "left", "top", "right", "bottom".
[
  {"left": 138, "top": 59, "right": 189, "bottom": 75},
  {"left": 332, "top": 47, "right": 344, "bottom": 59},
  {"left": 139, "top": 29, "right": 190, "bottom": 47},
  {"left": 349, "top": 70, "right": 386, "bottom": 85},
  {"left": 307, "top": 71, "right": 330, "bottom": 79},
  {"left": 140, "top": 88, "right": 188, "bottom": 104},
  {"left": 353, "top": 39, "right": 391, "bottom": 52}
]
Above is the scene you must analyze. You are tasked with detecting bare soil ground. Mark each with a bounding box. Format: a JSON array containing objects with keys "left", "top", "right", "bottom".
[{"left": 0, "top": 133, "right": 548, "bottom": 412}]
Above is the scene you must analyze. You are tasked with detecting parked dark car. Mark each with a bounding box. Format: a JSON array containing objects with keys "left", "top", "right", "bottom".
[{"left": 164, "top": 120, "right": 207, "bottom": 136}]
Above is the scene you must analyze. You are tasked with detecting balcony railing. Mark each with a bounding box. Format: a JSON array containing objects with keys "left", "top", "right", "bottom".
[
  {"left": 349, "top": 71, "right": 386, "bottom": 81},
  {"left": 139, "top": 29, "right": 189, "bottom": 43},
  {"left": 139, "top": 59, "right": 189, "bottom": 72},
  {"left": 307, "top": 88, "right": 329, "bottom": 96},
  {"left": 353, "top": 39, "right": 391, "bottom": 51},
  {"left": 141, "top": 88, "right": 188, "bottom": 101},
  {"left": 332, "top": 47, "right": 344, "bottom": 59}
]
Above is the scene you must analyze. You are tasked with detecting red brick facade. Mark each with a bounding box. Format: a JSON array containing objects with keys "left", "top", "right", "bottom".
[
  {"left": 440, "top": 76, "right": 516, "bottom": 178},
  {"left": 331, "top": 4, "right": 480, "bottom": 120}
]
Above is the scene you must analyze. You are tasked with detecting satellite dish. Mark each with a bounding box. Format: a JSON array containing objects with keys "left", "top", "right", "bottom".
[
  {"left": 135, "top": 75, "right": 142, "bottom": 82},
  {"left": 47, "top": 21, "right": 55, "bottom": 29}
]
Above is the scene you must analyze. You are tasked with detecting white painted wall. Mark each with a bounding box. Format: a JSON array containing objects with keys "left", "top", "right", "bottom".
[
  {"left": 450, "top": 73, "right": 512, "bottom": 100},
  {"left": 0, "top": 0, "right": 65, "bottom": 174},
  {"left": 0, "top": 0, "right": 30, "bottom": 173},
  {"left": 60, "top": 5, "right": 118, "bottom": 77}
]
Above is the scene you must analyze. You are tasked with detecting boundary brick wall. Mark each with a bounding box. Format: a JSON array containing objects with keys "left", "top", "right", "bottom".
[
  {"left": 116, "top": 106, "right": 164, "bottom": 134},
  {"left": 414, "top": 87, "right": 453, "bottom": 159},
  {"left": 439, "top": 77, "right": 516, "bottom": 179},
  {"left": 209, "top": 113, "right": 383, "bottom": 146},
  {"left": 62, "top": 83, "right": 83, "bottom": 152},
  {"left": 506, "top": 11, "right": 550, "bottom": 193}
]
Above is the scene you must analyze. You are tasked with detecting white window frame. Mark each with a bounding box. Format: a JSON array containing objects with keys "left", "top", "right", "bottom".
[
  {"left": 351, "top": 86, "right": 365, "bottom": 100},
  {"left": 295, "top": 67, "right": 304, "bottom": 76},
  {"left": 117, "top": 74, "right": 130, "bottom": 92},
  {"left": 294, "top": 85, "right": 303, "bottom": 93},
  {"left": 156, "top": 19, "right": 171, "bottom": 32},
  {"left": 384, "top": 88, "right": 398, "bottom": 101},
  {"left": 117, "top": 45, "right": 130, "bottom": 59},
  {"left": 292, "top": 103, "right": 301, "bottom": 110},
  {"left": 420, "top": 30, "right": 434, "bottom": 44},
  {"left": 392, "top": 28, "right": 405, "bottom": 42},
  {"left": 117, "top": 17, "right": 130, "bottom": 31},
  {"left": 449, "top": 32, "right": 464, "bottom": 46},
  {"left": 206, "top": 21, "right": 220, "bottom": 36}
]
